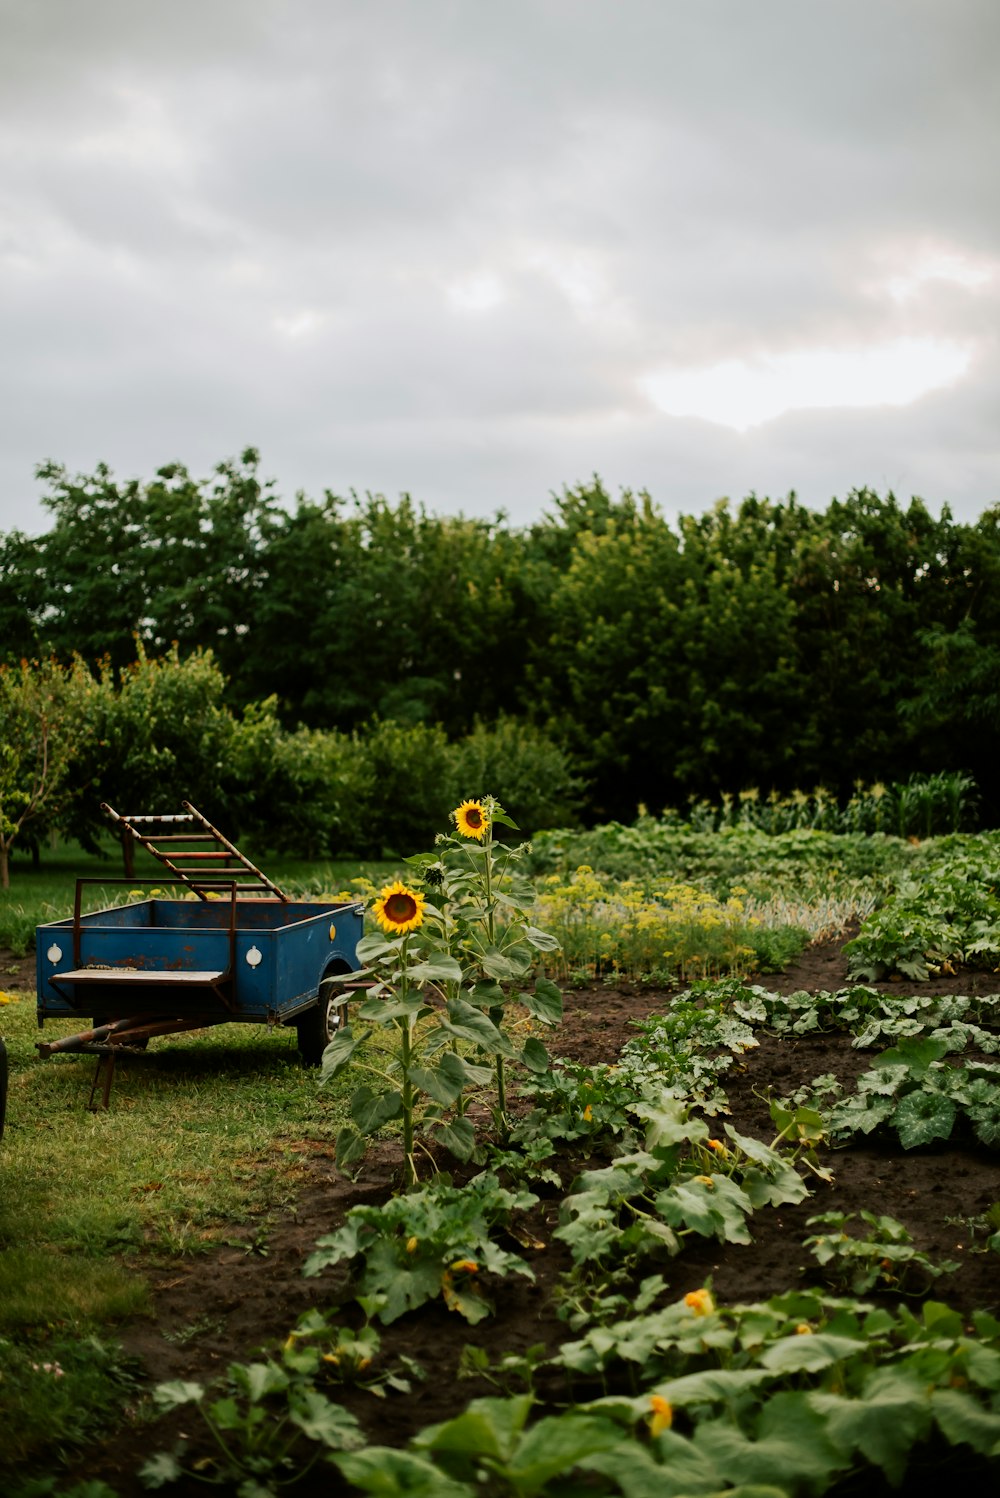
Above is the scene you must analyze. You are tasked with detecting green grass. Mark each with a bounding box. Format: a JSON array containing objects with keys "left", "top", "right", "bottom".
[
  {"left": 0, "top": 990, "right": 358, "bottom": 1470},
  {"left": 2, "top": 1004, "right": 357, "bottom": 1275}
]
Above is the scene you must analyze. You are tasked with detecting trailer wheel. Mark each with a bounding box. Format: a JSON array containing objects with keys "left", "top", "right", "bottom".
[{"left": 296, "top": 988, "right": 346, "bottom": 1068}]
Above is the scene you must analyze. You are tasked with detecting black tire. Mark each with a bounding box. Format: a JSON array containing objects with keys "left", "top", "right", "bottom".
[
  {"left": 296, "top": 991, "right": 347, "bottom": 1068},
  {"left": 0, "top": 1037, "right": 8, "bottom": 1143}
]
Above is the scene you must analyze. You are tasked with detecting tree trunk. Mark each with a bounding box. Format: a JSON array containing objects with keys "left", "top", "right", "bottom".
[{"left": 0, "top": 844, "right": 9, "bottom": 890}]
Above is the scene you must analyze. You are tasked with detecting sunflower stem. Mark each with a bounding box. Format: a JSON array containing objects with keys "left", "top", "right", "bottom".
[
  {"left": 398, "top": 936, "right": 417, "bottom": 1188},
  {"left": 482, "top": 809, "right": 510, "bottom": 1138},
  {"left": 495, "top": 1054, "right": 509, "bottom": 1142},
  {"left": 399, "top": 1017, "right": 417, "bottom": 1187}
]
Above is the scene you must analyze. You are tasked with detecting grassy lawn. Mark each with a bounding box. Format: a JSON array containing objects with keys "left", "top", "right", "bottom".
[
  {"left": 1, "top": 997, "right": 362, "bottom": 1465},
  {"left": 0, "top": 838, "right": 396, "bottom": 1468}
]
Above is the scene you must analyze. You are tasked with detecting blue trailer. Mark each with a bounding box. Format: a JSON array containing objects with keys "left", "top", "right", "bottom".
[{"left": 35, "top": 805, "right": 364, "bottom": 1103}]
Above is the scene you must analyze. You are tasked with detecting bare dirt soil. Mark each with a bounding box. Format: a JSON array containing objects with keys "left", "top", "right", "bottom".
[{"left": 7, "top": 940, "right": 1000, "bottom": 1496}]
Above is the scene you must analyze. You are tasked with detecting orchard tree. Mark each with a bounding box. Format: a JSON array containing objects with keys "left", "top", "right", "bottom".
[
  {"left": 65, "top": 643, "right": 239, "bottom": 876},
  {"left": 0, "top": 657, "right": 94, "bottom": 887}
]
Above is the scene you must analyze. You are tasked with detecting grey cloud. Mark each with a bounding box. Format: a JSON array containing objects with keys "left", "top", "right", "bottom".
[{"left": 1, "top": 0, "right": 998, "bottom": 535}]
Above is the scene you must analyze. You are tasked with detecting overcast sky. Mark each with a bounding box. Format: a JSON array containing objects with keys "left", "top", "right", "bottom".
[{"left": 1, "top": 0, "right": 997, "bottom": 537}]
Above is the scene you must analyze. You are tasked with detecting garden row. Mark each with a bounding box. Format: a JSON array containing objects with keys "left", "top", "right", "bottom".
[{"left": 127, "top": 973, "right": 1000, "bottom": 1496}]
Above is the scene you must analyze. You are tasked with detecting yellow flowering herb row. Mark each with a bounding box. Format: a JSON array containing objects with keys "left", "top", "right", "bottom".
[{"left": 533, "top": 865, "right": 767, "bottom": 982}]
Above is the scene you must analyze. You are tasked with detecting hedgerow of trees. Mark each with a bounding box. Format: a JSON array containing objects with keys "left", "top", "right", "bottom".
[{"left": 1, "top": 449, "right": 999, "bottom": 864}]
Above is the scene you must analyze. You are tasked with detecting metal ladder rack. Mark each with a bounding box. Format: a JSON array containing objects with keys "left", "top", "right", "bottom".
[{"left": 101, "top": 801, "right": 290, "bottom": 902}]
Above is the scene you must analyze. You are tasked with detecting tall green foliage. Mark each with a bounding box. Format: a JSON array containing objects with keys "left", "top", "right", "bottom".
[
  {"left": 64, "top": 643, "right": 239, "bottom": 874},
  {"left": 0, "top": 657, "right": 95, "bottom": 887},
  {"left": 3, "top": 457, "right": 1000, "bottom": 825}
]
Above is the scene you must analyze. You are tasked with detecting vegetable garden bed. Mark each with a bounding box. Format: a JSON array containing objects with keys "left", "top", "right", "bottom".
[{"left": 47, "top": 933, "right": 1000, "bottom": 1497}]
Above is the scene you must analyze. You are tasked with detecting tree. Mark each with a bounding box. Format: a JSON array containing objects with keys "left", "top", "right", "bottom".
[
  {"left": 64, "top": 643, "right": 239, "bottom": 876},
  {"left": 0, "top": 657, "right": 94, "bottom": 887},
  {"left": 245, "top": 492, "right": 530, "bottom": 735},
  {"left": 4, "top": 450, "right": 279, "bottom": 677}
]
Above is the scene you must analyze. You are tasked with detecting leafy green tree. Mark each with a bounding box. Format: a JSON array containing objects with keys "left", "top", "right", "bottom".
[
  {"left": 0, "top": 657, "right": 94, "bottom": 887},
  {"left": 451, "top": 715, "right": 584, "bottom": 835},
  {"left": 227, "top": 702, "right": 376, "bottom": 859},
  {"left": 7, "top": 449, "right": 278, "bottom": 677},
  {"left": 246, "top": 493, "right": 529, "bottom": 735},
  {"left": 65, "top": 643, "right": 238, "bottom": 876},
  {"left": 0, "top": 528, "right": 44, "bottom": 662},
  {"left": 784, "top": 489, "right": 964, "bottom": 791},
  {"left": 528, "top": 489, "right": 802, "bottom": 818}
]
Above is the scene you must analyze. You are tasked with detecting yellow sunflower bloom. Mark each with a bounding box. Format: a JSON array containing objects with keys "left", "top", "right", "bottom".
[
  {"left": 372, "top": 881, "right": 426, "bottom": 934},
  {"left": 453, "top": 799, "right": 489, "bottom": 840}
]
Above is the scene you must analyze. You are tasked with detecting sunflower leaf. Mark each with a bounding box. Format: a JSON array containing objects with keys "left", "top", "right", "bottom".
[
  {"left": 521, "top": 925, "right": 561, "bottom": 952},
  {"left": 409, "top": 1053, "right": 468, "bottom": 1106},
  {"left": 406, "top": 955, "right": 465, "bottom": 984},
  {"left": 481, "top": 946, "right": 532, "bottom": 981},
  {"left": 519, "top": 1037, "right": 551, "bottom": 1073},
  {"left": 519, "top": 978, "right": 563, "bottom": 1025},
  {"left": 335, "top": 1126, "right": 368, "bottom": 1171},
  {"left": 443, "top": 999, "right": 517, "bottom": 1055},
  {"left": 431, "top": 1117, "right": 478, "bottom": 1161},
  {"left": 490, "top": 809, "right": 520, "bottom": 830},
  {"left": 358, "top": 934, "right": 397, "bottom": 963},
  {"left": 351, "top": 1086, "right": 404, "bottom": 1134},
  {"left": 320, "top": 1025, "right": 360, "bottom": 1080}
]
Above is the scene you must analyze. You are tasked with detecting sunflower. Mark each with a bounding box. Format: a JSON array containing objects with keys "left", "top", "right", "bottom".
[
  {"left": 372, "top": 880, "right": 426, "bottom": 934},
  {"left": 453, "top": 799, "right": 489, "bottom": 840}
]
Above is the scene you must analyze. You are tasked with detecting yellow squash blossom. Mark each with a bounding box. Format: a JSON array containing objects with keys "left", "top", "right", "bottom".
[
  {"left": 372, "top": 881, "right": 426, "bottom": 935},
  {"left": 684, "top": 1288, "right": 715, "bottom": 1317},
  {"left": 648, "top": 1395, "right": 673, "bottom": 1437},
  {"left": 453, "top": 799, "right": 489, "bottom": 840}
]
